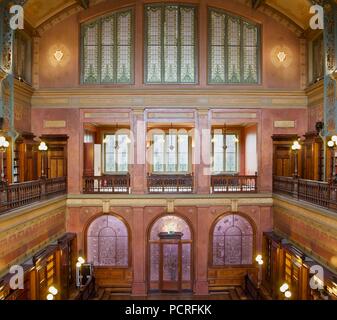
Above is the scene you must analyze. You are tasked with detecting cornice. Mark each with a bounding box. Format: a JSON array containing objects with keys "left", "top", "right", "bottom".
[{"left": 31, "top": 88, "right": 308, "bottom": 110}]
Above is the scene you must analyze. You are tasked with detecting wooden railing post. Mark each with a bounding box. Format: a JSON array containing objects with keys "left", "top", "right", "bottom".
[
  {"left": 40, "top": 176, "right": 47, "bottom": 200},
  {"left": 293, "top": 177, "right": 299, "bottom": 200}
]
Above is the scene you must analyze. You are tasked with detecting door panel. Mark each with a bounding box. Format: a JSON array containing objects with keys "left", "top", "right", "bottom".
[{"left": 161, "top": 243, "right": 180, "bottom": 291}]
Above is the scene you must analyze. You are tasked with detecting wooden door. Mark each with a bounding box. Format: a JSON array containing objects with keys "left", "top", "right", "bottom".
[{"left": 160, "top": 241, "right": 182, "bottom": 292}]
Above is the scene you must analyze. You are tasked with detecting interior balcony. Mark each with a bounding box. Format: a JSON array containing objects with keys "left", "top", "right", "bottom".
[{"left": 82, "top": 123, "right": 259, "bottom": 195}]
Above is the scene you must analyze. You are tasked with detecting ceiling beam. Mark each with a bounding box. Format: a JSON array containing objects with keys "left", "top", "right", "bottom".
[
  {"left": 76, "top": 0, "right": 89, "bottom": 9},
  {"left": 252, "top": 0, "right": 265, "bottom": 9}
]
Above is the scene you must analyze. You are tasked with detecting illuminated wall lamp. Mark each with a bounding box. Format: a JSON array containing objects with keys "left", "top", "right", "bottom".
[
  {"left": 277, "top": 51, "right": 287, "bottom": 63},
  {"left": 54, "top": 50, "right": 64, "bottom": 62}
]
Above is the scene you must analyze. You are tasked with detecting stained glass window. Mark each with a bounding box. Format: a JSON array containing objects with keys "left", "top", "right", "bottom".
[
  {"left": 212, "top": 131, "right": 239, "bottom": 173},
  {"left": 87, "top": 215, "right": 129, "bottom": 266},
  {"left": 81, "top": 9, "right": 133, "bottom": 84},
  {"left": 145, "top": 5, "right": 197, "bottom": 84},
  {"left": 152, "top": 130, "right": 189, "bottom": 173},
  {"left": 212, "top": 214, "right": 254, "bottom": 266},
  {"left": 209, "top": 9, "right": 260, "bottom": 84},
  {"left": 103, "top": 133, "right": 129, "bottom": 173}
]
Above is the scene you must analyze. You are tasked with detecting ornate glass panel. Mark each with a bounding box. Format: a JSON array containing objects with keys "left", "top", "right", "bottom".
[
  {"left": 117, "top": 11, "right": 132, "bottom": 83},
  {"left": 87, "top": 215, "right": 128, "bottom": 266},
  {"left": 163, "top": 244, "right": 179, "bottom": 281},
  {"left": 182, "top": 243, "right": 191, "bottom": 281},
  {"left": 81, "top": 9, "right": 133, "bottom": 84},
  {"left": 145, "top": 4, "right": 196, "bottom": 84},
  {"left": 83, "top": 22, "right": 99, "bottom": 84},
  {"left": 209, "top": 8, "right": 260, "bottom": 84},
  {"left": 150, "top": 215, "right": 191, "bottom": 241},
  {"left": 212, "top": 214, "right": 253, "bottom": 266},
  {"left": 180, "top": 7, "right": 195, "bottom": 83},
  {"left": 243, "top": 22, "right": 258, "bottom": 83}
]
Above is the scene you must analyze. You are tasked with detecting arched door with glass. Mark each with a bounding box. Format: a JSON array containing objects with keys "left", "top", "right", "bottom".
[{"left": 149, "top": 215, "right": 192, "bottom": 292}]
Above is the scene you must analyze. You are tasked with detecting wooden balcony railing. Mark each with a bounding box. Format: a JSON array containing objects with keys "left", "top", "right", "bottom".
[
  {"left": 0, "top": 177, "right": 67, "bottom": 214},
  {"left": 211, "top": 174, "right": 258, "bottom": 193},
  {"left": 147, "top": 174, "right": 193, "bottom": 193},
  {"left": 83, "top": 175, "right": 130, "bottom": 194},
  {"left": 273, "top": 176, "right": 337, "bottom": 211}
]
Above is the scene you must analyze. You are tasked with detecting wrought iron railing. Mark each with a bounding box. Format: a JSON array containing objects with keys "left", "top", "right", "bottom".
[
  {"left": 83, "top": 175, "right": 130, "bottom": 194},
  {"left": 0, "top": 177, "right": 67, "bottom": 214},
  {"left": 273, "top": 176, "right": 337, "bottom": 211},
  {"left": 211, "top": 174, "right": 258, "bottom": 193},
  {"left": 147, "top": 174, "right": 193, "bottom": 193}
]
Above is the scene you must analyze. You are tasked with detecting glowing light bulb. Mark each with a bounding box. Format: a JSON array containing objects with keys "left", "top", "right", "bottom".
[
  {"left": 47, "top": 294, "right": 54, "bottom": 300},
  {"left": 280, "top": 283, "right": 289, "bottom": 293},
  {"left": 48, "top": 286, "right": 58, "bottom": 295},
  {"left": 328, "top": 140, "right": 335, "bottom": 148},
  {"left": 78, "top": 257, "right": 85, "bottom": 264},
  {"left": 285, "top": 290, "right": 292, "bottom": 298},
  {"left": 255, "top": 255, "right": 262, "bottom": 262}
]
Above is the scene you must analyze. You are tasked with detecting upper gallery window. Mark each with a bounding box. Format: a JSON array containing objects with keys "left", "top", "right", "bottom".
[
  {"left": 145, "top": 4, "right": 197, "bottom": 84},
  {"left": 312, "top": 34, "right": 324, "bottom": 83},
  {"left": 81, "top": 8, "right": 134, "bottom": 84},
  {"left": 13, "top": 31, "right": 32, "bottom": 84},
  {"left": 208, "top": 8, "right": 260, "bottom": 84},
  {"left": 212, "top": 130, "right": 239, "bottom": 173},
  {"left": 151, "top": 130, "right": 190, "bottom": 173},
  {"left": 103, "top": 132, "right": 130, "bottom": 173}
]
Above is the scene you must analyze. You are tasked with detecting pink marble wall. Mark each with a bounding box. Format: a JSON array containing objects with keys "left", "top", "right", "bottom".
[
  {"left": 31, "top": 108, "right": 81, "bottom": 194},
  {"left": 66, "top": 204, "right": 273, "bottom": 295},
  {"left": 38, "top": 0, "right": 303, "bottom": 90}
]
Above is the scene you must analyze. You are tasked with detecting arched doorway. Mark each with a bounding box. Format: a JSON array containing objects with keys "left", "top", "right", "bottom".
[
  {"left": 148, "top": 215, "right": 193, "bottom": 292},
  {"left": 86, "top": 214, "right": 132, "bottom": 290}
]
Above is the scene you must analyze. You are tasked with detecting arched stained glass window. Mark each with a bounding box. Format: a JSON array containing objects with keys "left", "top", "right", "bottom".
[
  {"left": 145, "top": 4, "right": 197, "bottom": 84},
  {"left": 81, "top": 8, "right": 134, "bottom": 84},
  {"left": 208, "top": 8, "right": 260, "bottom": 84},
  {"left": 212, "top": 214, "right": 254, "bottom": 266},
  {"left": 87, "top": 215, "right": 129, "bottom": 266}
]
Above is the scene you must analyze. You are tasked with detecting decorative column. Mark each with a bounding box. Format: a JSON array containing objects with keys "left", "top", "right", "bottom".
[
  {"left": 130, "top": 109, "right": 146, "bottom": 194},
  {"left": 194, "top": 206, "right": 209, "bottom": 295},
  {"left": 195, "top": 109, "right": 211, "bottom": 194},
  {"left": 323, "top": 0, "right": 337, "bottom": 135},
  {"left": 131, "top": 206, "right": 147, "bottom": 296}
]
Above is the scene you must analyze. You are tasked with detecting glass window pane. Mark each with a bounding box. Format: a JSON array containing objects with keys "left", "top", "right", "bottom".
[
  {"left": 117, "top": 11, "right": 132, "bottom": 83},
  {"left": 81, "top": 9, "right": 133, "bottom": 84},
  {"left": 153, "top": 134, "right": 165, "bottom": 172},
  {"left": 178, "top": 134, "right": 188, "bottom": 172},
  {"left": 166, "top": 134, "right": 177, "bottom": 172},
  {"left": 83, "top": 22, "right": 99, "bottom": 83},
  {"left": 117, "top": 134, "right": 129, "bottom": 172},
  {"left": 104, "top": 135, "right": 116, "bottom": 172},
  {"left": 146, "top": 5, "right": 196, "bottom": 84},
  {"left": 208, "top": 9, "right": 259, "bottom": 84}
]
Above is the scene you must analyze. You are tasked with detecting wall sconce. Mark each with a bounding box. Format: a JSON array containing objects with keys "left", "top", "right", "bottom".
[
  {"left": 54, "top": 50, "right": 64, "bottom": 62},
  {"left": 277, "top": 51, "right": 287, "bottom": 63}
]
